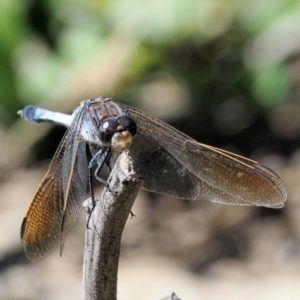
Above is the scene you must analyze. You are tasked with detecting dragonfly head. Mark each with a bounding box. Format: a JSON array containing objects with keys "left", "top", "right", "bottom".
[{"left": 99, "top": 116, "right": 137, "bottom": 152}]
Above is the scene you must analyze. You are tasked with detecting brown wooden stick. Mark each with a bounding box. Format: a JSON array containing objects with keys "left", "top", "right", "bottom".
[{"left": 82, "top": 150, "right": 142, "bottom": 300}]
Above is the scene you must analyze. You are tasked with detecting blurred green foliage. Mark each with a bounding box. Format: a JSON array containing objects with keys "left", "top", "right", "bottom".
[{"left": 1, "top": 0, "right": 300, "bottom": 151}]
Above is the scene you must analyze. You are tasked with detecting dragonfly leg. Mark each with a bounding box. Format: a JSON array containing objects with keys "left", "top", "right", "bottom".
[{"left": 87, "top": 147, "right": 111, "bottom": 228}]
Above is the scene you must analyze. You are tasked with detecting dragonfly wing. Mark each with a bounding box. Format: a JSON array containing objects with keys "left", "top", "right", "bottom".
[
  {"left": 60, "top": 105, "right": 88, "bottom": 251},
  {"left": 21, "top": 103, "right": 89, "bottom": 261},
  {"left": 60, "top": 140, "right": 87, "bottom": 240},
  {"left": 178, "top": 140, "right": 287, "bottom": 207},
  {"left": 118, "top": 103, "right": 287, "bottom": 208},
  {"left": 21, "top": 135, "right": 66, "bottom": 261}
]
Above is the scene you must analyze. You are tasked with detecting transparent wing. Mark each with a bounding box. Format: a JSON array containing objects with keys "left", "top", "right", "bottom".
[
  {"left": 21, "top": 135, "right": 66, "bottom": 261},
  {"left": 21, "top": 106, "right": 88, "bottom": 261},
  {"left": 60, "top": 139, "right": 87, "bottom": 253},
  {"left": 60, "top": 104, "right": 88, "bottom": 252},
  {"left": 118, "top": 103, "right": 287, "bottom": 208}
]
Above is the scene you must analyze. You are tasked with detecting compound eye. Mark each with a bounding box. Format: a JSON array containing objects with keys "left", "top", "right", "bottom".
[
  {"left": 99, "top": 118, "right": 118, "bottom": 144},
  {"left": 118, "top": 116, "right": 137, "bottom": 137}
]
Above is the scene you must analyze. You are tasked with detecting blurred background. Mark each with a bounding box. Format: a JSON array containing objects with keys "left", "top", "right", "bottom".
[{"left": 1, "top": 0, "right": 300, "bottom": 299}]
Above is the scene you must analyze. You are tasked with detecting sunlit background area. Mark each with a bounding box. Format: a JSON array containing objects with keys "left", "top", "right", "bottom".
[{"left": 1, "top": 0, "right": 300, "bottom": 299}]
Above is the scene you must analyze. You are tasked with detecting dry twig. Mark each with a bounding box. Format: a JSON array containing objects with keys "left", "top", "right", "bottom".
[{"left": 82, "top": 150, "right": 142, "bottom": 300}]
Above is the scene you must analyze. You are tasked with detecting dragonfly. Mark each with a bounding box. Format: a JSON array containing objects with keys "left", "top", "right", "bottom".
[{"left": 18, "top": 96, "right": 287, "bottom": 261}]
